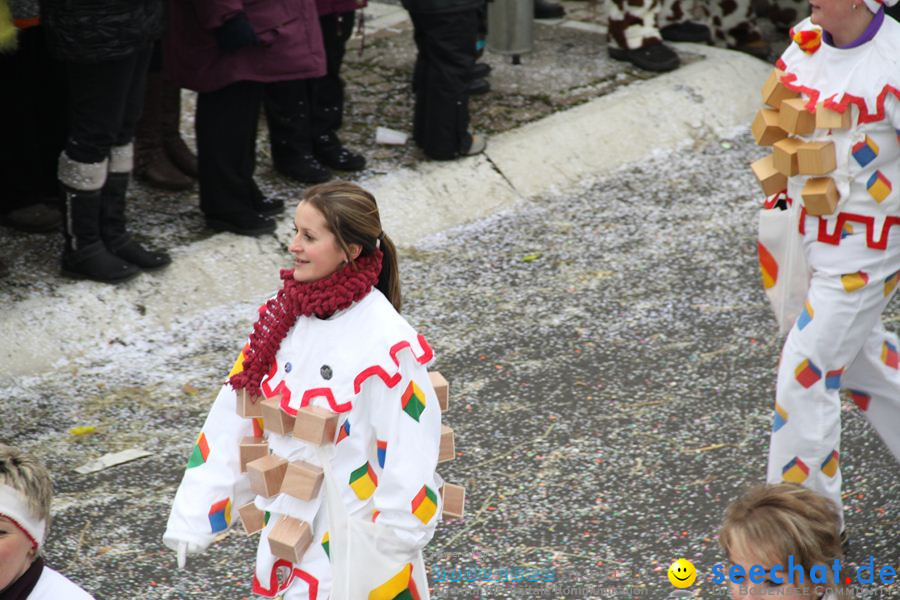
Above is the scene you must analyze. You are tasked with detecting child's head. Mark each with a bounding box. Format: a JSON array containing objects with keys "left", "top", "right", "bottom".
[
  {"left": 290, "top": 181, "right": 401, "bottom": 311},
  {"left": 720, "top": 483, "right": 848, "bottom": 600},
  {"left": 0, "top": 445, "right": 53, "bottom": 590}
]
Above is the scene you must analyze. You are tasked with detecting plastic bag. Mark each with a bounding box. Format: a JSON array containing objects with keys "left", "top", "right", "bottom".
[{"left": 757, "top": 193, "right": 810, "bottom": 335}]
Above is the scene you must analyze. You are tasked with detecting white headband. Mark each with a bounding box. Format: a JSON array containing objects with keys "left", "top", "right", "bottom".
[
  {"left": 862, "top": 0, "right": 897, "bottom": 13},
  {"left": 0, "top": 483, "right": 46, "bottom": 549}
]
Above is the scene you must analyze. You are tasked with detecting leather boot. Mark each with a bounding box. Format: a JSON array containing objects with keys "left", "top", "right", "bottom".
[
  {"left": 134, "top": 72, "right": 194, "bottom": 191},
  {"left": 101, "top": 147, "right": 172, "bottom": 270},
  {"left": 161, "top": 77, "right": 199, "bottom": 178},
  {"left": 59, "top": 153, "right": 140, "bottom": 282},
  {"left": 313, "top": 132, "right": 366, "bottom": 172}
]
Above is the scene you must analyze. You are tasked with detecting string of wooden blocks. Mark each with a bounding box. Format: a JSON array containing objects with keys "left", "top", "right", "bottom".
[{"left": 751, "top": 68, "right": 847, "bottom": 216}]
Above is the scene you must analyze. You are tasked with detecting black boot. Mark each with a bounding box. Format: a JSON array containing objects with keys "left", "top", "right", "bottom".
[
  {"left": 100, "top": 172, "right": 172, "bottom": 270},
  {"left": 534, "top": 0, "right": 565, "bottom": 19},
  {"left": 61, "top": 185, "right": 140, "bottom": 283},
  {"left": 313, "top": 133, "right": 366, "bottom": 172}
]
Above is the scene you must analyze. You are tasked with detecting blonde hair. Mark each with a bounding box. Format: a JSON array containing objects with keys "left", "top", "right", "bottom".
[
  {"left": 302, "top": 181, "right": 402, "bottom": 312},
  {"left": 0, "top": 445, "right": 53, "bottom": 527},
  {"left": 720, "top": 483, "right": 851, "bottom": 598}
]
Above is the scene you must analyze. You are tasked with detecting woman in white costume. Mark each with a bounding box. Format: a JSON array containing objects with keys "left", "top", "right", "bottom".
[
  {"left": 164, "top": 181, "right": 442, "bottom": 599},
  {"left": 765, "top": 0, "right": 900, "bottom": 535},
  {"left": 0, "top": 445, "right": 94, "bottom": 599}
]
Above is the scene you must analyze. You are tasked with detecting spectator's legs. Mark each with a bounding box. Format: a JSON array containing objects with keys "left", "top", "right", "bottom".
[
  {"left": 264, "top": 78, "right": 332, "bottom": 183},
  {"left": 197, "top": 80, "right": 275, "bottom": 236},
  {"left": 409, "top": 9, "right": 478, "bottom": 160}
]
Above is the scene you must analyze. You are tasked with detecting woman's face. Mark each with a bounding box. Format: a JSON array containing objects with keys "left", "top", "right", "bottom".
[
  {"left": 728, "top": 550, "right": 820, "bottom": 600},
  {"left": 289, "top": 202, "right": 357, "bottom": 283},
  {"left": 0, "top": 516, "right": 35, "bottom": 592},
  {"left": 809, "top": 0, "right": 855, "bottom": 33}
]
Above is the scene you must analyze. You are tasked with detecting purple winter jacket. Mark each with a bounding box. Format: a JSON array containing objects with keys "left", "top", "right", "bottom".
[
  {"left": 315, "top": 0, "right": 364, "bottom": 16},
  {"left": 165, "top": 0, "right": 327, "bottom": 93}
]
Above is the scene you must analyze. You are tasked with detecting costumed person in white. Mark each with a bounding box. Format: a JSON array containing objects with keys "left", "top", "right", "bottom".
[
  {"left": 720, "top": 484, "right": 850, "bottom": 600},
  {"left": 164, "top": 181, "right": 443, "bottom": 599},
  {"left": 0, "top": 445, "right": 95, "bottom": 599},
  {"left": 764, "top": 0, "right": 900, "bottom": 535}
]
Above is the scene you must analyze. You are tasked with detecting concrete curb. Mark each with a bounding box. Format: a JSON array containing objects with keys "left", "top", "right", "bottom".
[{"left": 2, "top": 44, "right": 770, "bottom": 375}]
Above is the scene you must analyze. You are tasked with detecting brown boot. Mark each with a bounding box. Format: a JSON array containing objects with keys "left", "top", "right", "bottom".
[
  {"left": 161, "top": 77, "right": 198, "bottom": 178},
  {"left": 134, "top": 72, "right": 194, "bottom": 191}
]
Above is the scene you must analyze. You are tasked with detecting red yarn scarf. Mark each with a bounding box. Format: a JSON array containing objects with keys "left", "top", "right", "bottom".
[{"left": 230, "top": 251, "right": 383, "bottom": 393}]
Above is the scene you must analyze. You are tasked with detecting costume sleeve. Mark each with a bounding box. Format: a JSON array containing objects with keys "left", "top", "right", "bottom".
[
  {"left": 366, "top": 349, "right": 442, "bottom": 554},
  {"left": 887, "top": 92, "right": 900, "bottom": 132},
  {"left": 163, "top": 382, "right": 255, "bottom": 554}
]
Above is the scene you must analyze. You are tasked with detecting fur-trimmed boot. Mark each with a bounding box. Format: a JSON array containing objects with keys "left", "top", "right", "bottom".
[
  {"left": 101, "top": 144, "right": 172, "bottom": 270},
  {"left": 59, "top": 153, "right": 140, "bottom": 283}
]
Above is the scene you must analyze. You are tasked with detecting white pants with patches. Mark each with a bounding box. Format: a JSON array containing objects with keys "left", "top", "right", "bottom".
[{"left": 767, "top": 220, "right": 900, "bottom": 528}]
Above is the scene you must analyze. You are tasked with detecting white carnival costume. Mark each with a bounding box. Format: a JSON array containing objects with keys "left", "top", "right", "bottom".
[
  {"left": 164, "top": 276, "right": 442, "bottom": 599},
  {"left": 762, "top": 13, "right": 900, "bottom": 525}
]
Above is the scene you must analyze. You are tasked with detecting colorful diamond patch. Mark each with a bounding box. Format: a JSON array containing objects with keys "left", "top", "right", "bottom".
[
  {"left": 377, "top": 439, "right": 387, "bottom": 469},
  {"left": 337, "top": 420, "right": 351, "bottom": 444},
  {"left": 228, "top": 344, "right": 249, "bottom": 378},
  {"left": 794, "top": 358, "right": 822, "bottom": 388},
  {"left": 797, "top": 300, "right": 814, "bottom": 331},
  {"left": 841, "top": 271, "right": 869, "bottom": 292},
  {"left": 851, "top": 136, "right": 879, "bottom": 167},
  {"left": 252, "top": 417, "right": 264, "bottom": 437},
  {"left": 848, "top": 389, "right": 871, "bottom": 411},
  {"left": 821, "top": 450, "right": 839, "bottom": 478},
  {"left": 825, "top": 368, "right": 843, "bottom": 391},
  {"left": 349, "top": 462, "right": 378, "bottom": 500},
  {"left": 881, "top": 340, "right": 899, "bottom": 369},
  {"left": 867, "top": 170, "right": 892, "bottom": 203},
  {"left": 792, "top": 28, "right": 821, "bottom": 54},
  {"left": 773, "top": 403, "right": 788, "bottom": 433},
  {"left": 758, "top": 241, "right": 778, "bottom": 290},
  {"left": 321, "top": 531, "right": 330, "bottom": 558},
  {"left": 208, "top": 497, "right": 232, "bottom": 533},
  {"left": 369, "top": 563, "right": 421, "bottom": 600},
  {"left": 782, "top": 457, "right": 810, "bottom": 484},
  {"left": 411, "top": 485, "right": 438, "bottom": 525},
  {"left": 840, "top": 223, "right": 854, "bottom": 239},
  {"left": 401, "top": 381, "right": 426, "bottom": 422},
  {"left": 885, "top": 271, "right": 900, "bottom": 297},
  {"left": 186, "top": 432, "right": 210, "bottom": 469}
]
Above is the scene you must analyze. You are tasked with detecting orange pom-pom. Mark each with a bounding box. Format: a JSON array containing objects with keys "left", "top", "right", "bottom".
[{"left": 793, "top": 28, "right": 822, "bottom": 54}]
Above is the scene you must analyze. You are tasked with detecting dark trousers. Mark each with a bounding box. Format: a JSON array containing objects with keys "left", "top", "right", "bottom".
[
  {"left": 0, "top": 26, "right": 67, "bottom": 211},
  {"left": 264, "top": 11, "right": 355, "bottom": 164},
  {"left": 64, "top": 43, "right": 154, "bottom": 164},
  {"left": 196, "top": 80, "right": 265, "bottom": 218},
  {"left": 409, "top": 9, "right": 478, "bottom": 160}
]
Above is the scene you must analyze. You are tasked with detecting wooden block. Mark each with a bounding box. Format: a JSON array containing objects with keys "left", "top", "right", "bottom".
[
  {"left": 281, "top": 460, "right": 324, "bottom": 501},
  {"left": 247, "top": 454, "right": 288, "bottom": 498},
  {"left": 441, "top": 484, "right": 465, "bottom": 519},
  {"left": 801, "top": 177, "right": 839, "bottom": 216},
  {"left": 751, "top": 154, "right": 788, "bottom": 196},
  {"left": 261, "top": 396, "right": 295, "bottom": 436},
  {"left": 238, "top": 502, "right": 265, "bottom": 535},
  {"left": 429, "top": 371, "right": 449, "bottom": 412},
  {"left": 797, "top": 141, "right": 836, "bottom": 175},
  {"left": 772, "top": 137, "right": 803, "bottom": 176},
  {"left": 761, "top": 69, "right": 799, "bottom": 108},
  {"left": 751, "top": 108, "right": 788, "bottom": 146},
  {"left": 239, "top": 436, "right": 269, "bottom": 473},
  {"left": 778, "top": 98, "right": 815, "bottom": 135},
  {"left": 267, "top": 516, "right": 312, "bottom": 563},
  {"left": 438, "top": 425, "right": 455, "bottom": 463},
  {"left": 235, "top": 388, "right": 264, "bottom": 418},
  {"left": 815, "top": 103, "right": 851, "bottom": 129},
  {"left": 292, "top": 406, "right": 338, "bottom": 445}
]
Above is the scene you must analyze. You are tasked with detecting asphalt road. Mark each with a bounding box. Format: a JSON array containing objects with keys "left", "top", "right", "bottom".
[{"left": 2, "top": 129, "right": 898, "bottom": 599}]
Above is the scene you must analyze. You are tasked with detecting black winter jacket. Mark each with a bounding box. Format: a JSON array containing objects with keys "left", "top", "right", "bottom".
[{"left": 41, "top": 0, "right": 164, "bottom": 63}]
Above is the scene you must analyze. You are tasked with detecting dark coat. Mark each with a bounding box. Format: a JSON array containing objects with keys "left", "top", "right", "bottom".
[
  {"left": 165, "top": 0, "right": 326, "bottom": 93},
  {"left": 315, "top": 0, "right": 362, "bottom": 17},
  {"left": 40, "top": 0, "right": 164, "bottom": 63},
  {"left": 401, "top": 0, "right": 482, "bottom": 14}
]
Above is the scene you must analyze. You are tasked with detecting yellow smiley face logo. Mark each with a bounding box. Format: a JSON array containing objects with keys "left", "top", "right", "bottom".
[{"left": 667, "top": 558, "right": 697, "bottom": 588}]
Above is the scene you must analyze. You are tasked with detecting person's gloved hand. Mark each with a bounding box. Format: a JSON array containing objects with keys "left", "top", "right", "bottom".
[{"left": 214, "top": 12, "right": 260, "bottom": 53}]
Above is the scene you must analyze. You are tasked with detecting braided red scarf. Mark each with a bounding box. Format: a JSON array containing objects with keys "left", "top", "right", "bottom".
[{"left": 230, "top": 251, "right": 383, "bottom": 393}]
